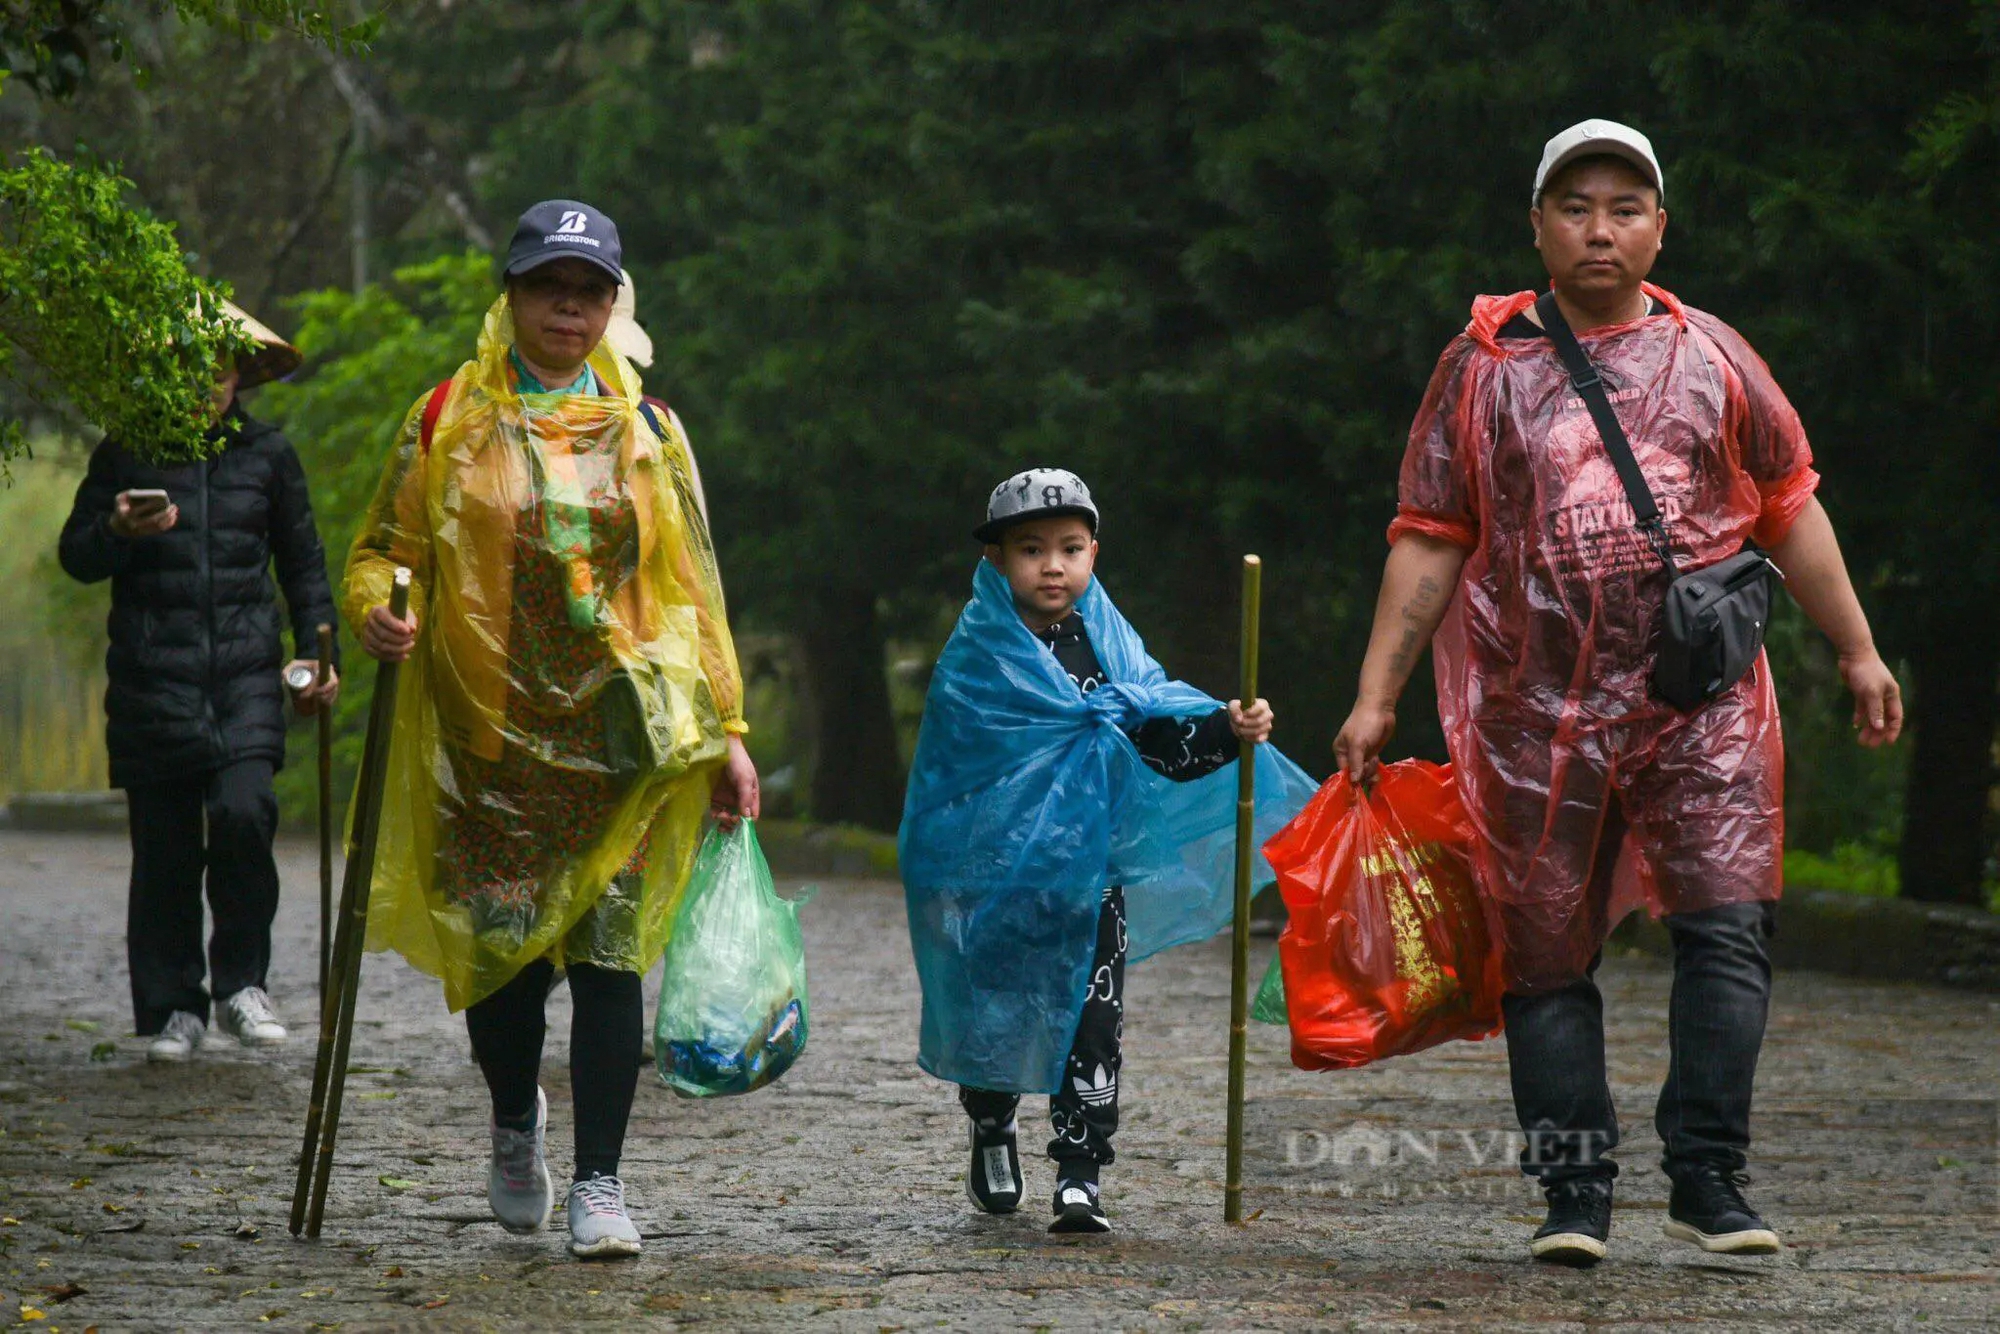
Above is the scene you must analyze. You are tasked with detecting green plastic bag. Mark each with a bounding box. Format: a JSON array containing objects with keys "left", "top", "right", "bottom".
[
  {"left": 1251, "top": 950, "right": 1287, "bottom": 1026},
  {"left": 654, "top": 819, "right": 813, "bottom": 1097}
]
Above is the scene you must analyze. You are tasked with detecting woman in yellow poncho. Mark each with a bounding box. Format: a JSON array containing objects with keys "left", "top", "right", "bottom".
[{"left": 346, "top": 200, "right": 758, "bottom": 1260}]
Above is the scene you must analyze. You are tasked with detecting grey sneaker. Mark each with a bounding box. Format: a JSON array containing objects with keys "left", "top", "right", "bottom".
[
  {"left": 146, "top": 1011, "right": 205, "bottom": 1063},
  {"left": 566, "top": 1174, "right": 642, "bottom": 1259},
  {"left": 488, "top": 1087, "right": 553, "bottom": 1234},
  {"left": 218, "top": 986, "right": 287, "bottom": 1046}
]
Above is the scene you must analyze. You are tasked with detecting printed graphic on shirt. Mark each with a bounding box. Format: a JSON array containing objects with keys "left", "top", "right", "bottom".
[
  {"left": 1534, "top": 385, "right": 1696, "bottom": 580},
  {"left": 1135, "top": 716, "right": 1231, "bottom": 778}
]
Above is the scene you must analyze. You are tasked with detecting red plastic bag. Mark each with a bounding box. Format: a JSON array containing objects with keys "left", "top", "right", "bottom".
[{"left": 1264, "top": 760, "right": 1504, "bottom": 1070}]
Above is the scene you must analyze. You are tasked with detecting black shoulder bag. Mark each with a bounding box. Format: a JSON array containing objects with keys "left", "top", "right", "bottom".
[{"left": 1535, "top": 292, "right": 1783, "bottom": 711}]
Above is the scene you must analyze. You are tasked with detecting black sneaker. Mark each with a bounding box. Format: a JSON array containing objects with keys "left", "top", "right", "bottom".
[
  {"left": 1663, "top": 1165, "right": 1781, "bottom": 1255},
  {"left": 1049, "top": 1179, "right": 1110, "bottom": 1235},
  {"left": 1529, "top": 1176, "right": 1613, "bottom": 1266},
  {"left": 964, "top": 1116, "right": 1023, "bottom": 1214}
]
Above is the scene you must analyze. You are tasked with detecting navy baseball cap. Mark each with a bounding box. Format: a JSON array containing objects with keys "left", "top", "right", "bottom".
[{"left": 503, "top": 199, "right": 623, "bottom": 284}]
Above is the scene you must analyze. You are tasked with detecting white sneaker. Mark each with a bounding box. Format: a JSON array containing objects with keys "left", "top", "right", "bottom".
[
  {"left": 218, "top": 987, "right": 287, "bottom": 1046},
  {"left": 566, "top": 1174, "right": 642, "bottom": 1259},
  {"left": 146, "top": 1011, "right": 205, "bottom": 1063},
  {"left": 489, "top": 1087, "right": 554, "bottom": 1235}
]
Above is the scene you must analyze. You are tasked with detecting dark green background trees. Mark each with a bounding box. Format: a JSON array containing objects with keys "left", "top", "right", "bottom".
[{"left": 7, "top": 0, "right": 1995, "bottom": 904}]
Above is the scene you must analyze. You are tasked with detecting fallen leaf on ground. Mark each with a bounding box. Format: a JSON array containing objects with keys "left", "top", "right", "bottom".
[
  {"left": 381, "top": 1266, "right": 404, "bottom": 1278},
  {"left": 89, "top": 1042, "right": 117, "bottom": 1062},
  {"left": 235, "top": 1223, "right": 259, "bottom": 1240},
  {"left": 420, "top": 1297, "right": 450, "bottom": 1310},
  {"left": 37, "top": 1283, "right": 85, "bottom": 1303},
  {"left": 65, "top": 1019, "right": 100, "bottom": 1033},
  {"left": 377, "top": 1177, "right": 419, "bottom": 1192}
]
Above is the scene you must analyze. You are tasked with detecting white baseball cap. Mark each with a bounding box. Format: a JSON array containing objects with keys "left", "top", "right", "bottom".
[{"left": 1531, "top": 119, "right": 1664, "bottom": 206}]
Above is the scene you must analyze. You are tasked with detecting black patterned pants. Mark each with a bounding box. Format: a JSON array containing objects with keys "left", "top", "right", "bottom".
[{"left": 961, "top": 884, "right": 1128, "bottom": 1176}]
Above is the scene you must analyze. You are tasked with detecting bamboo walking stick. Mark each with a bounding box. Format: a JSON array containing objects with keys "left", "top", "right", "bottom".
[
  {"left": 1224, "top": 554, "right": 1261, "bottom": 1224},
  {"left": 292, "top": 569, "right": 410, "bottom": 1240},
  {"left": 315, "top": 623, "right": 333, "bottom": 1004}
]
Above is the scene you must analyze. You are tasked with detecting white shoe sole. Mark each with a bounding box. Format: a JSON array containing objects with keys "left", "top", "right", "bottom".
[
  {"left": 494, "top": 1202, "right": 553, "bottom": 1236},
  {"left": 146, "top": 1042, "right": 194, "bottom": 1064},
  {"left": 225, "top": 1028, "right": 287, "bottom": 1048},
  {"left": 964, "top": 1173, "right": 1022, "bottom": 1214},
  {"left": 1048, "top": 1208, "right": 1111, "bottom": 1235},
  {"left": 1530, "top": 1231, "right": 1607, "bottom": 1264},
  {"left": 1662, "top": 1220, "right": 1781, "bottom": 1254},
  {"left": 569, "top": 1233, "right": 642, "bottom": 1259},
  {"left": 490, "top": 1090, "right": 553, "bottom": 1235}
]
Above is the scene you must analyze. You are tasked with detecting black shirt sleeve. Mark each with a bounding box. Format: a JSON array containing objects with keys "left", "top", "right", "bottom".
[
  {"left": 1036, "top": 613, "right": 1237, "bottom": 781},
  {"left": 1130, "top": 708, "right": 1236, "bottom": 782},
  {"left": 265, "top": 433, "right": 341, "bottom": 669},
  {"left": 58, "top": 437, "right": 136, "bottom": 585}
]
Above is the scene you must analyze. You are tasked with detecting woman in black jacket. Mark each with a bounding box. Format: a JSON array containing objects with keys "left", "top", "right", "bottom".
[{"left": 59, "top": 303, "right": 340, "bottom": 1063}]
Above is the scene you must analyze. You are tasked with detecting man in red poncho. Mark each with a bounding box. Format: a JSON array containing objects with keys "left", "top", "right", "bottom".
[{"left": 1334, "top": 120, "right": 1903, "bottom": 1267}]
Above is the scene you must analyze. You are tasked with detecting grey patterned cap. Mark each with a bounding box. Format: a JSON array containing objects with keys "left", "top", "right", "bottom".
[{"left": 974, "top": 468, "right": 1099, "bottom": 543}]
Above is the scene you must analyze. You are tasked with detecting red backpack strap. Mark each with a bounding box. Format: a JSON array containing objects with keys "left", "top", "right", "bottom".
[{"left": 418, "top": 378, "right": 453, "bottom": 454}]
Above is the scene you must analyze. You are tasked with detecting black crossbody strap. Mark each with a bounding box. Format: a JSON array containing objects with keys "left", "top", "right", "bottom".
[{"left": 1535, "top": 291, "right": 1678, "bottom": 574}]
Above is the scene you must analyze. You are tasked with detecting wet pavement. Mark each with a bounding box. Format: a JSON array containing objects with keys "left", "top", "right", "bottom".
[{"left": 0, "top": 827, "right": 1995, "bottom": 1331}]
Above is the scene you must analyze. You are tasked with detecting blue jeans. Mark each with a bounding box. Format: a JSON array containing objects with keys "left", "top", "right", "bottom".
[{"left": 1502, "top": 901, "right": 1776, "bottom": 1184}]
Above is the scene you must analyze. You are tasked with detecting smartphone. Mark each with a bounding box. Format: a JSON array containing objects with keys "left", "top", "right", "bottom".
[{"left": 124, "top": 488, "right": 171, "bottom": 515}]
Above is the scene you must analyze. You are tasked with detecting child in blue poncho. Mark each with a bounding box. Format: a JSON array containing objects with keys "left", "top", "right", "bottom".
[{"left": 900, "top": 469, "right": 1316, "bottom": 1235}]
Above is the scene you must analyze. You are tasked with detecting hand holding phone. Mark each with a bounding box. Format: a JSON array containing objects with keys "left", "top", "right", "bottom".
[{"left": 112, "top": 488, "right": 178, "bottom": 539}]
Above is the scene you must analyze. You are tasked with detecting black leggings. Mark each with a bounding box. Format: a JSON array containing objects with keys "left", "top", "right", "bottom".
[{"left": 464, "top": 959, "right": 642, "bottom": 1182}]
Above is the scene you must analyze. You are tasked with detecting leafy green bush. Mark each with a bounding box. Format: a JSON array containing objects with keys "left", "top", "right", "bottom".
[
  {"left": 1784, "top": 843, "right": 1901, "bottom": 900},
  {"left": 0, "top": 149, "right": 252, "bottom": 470}
]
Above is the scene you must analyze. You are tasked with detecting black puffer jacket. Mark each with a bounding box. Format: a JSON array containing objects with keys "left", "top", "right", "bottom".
[{"left": 58, "top": 403, "right": 339, "bottom": 788}]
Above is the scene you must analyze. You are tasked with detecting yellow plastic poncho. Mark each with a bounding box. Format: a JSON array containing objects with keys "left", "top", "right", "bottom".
[{"left": 342, "top": 297, "right": 745, "bottom": 1011}]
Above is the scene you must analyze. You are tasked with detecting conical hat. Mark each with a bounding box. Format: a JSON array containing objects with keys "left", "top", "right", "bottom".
[
  {"left": 220, "top": 299, "right": 303, "bottom": 389},
  {"left": 601, "top": 269, "right": 654, "bottom": 368}
]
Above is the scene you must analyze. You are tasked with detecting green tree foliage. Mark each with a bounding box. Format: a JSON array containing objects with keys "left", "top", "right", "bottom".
[
  {"left": 0, "top": 1, "right": 369, "bottom": 468},
  {"left": 0, "top": 1, "right": 372, "bottom": 99},
  {"left": 255, "top": 250, "right": 493, "bottom": 822},
  {"left": 21, "top": 0, "right": 1989, "bottom": 894},
  {"left": 379, "top": 0, "right": 1001, "bottom": 829},
  {"left": 2, "top": 14, "right": 369, "bottom": 311},
  {"left": 305, "top": 0, "right": 1991, "bottom": 881},
  {"left": 0, "top": 148, "right": 252, "bottom": 468}
]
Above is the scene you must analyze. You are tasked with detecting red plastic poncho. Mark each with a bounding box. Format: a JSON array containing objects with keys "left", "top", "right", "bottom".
[{"left": 1389, "top": 284, "right": 1818, "bottom": 992}]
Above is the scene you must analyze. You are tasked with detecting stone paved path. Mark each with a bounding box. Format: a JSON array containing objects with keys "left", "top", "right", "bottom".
[{"left": 0, "top": 828, "right": 1994, "bottom": 1331}]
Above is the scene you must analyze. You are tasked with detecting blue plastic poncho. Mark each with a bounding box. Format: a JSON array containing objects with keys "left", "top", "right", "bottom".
[{"left": 900, "top": 561, "right": 1319, "bottom": 1093}]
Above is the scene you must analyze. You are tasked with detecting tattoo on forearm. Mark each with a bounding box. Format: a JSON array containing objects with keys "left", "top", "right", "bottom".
[{"left": 1383, "top": 575, "right": 1445, "bottom": 680}]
